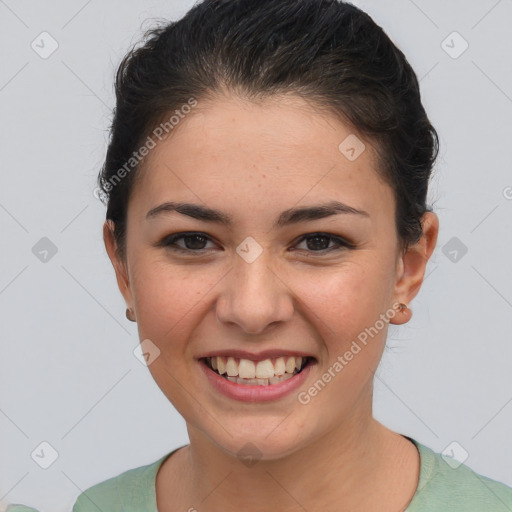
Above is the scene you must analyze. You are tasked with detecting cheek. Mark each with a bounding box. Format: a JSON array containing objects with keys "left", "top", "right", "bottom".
[
  {"left": 290, "top": 265, "right": 392, "bottom": 413},
  {"left": 129, "top": 256, "right": 213, "bottom": 355},
  {"left": 287, "top": 256, "right": 394, "bottom": 341}
]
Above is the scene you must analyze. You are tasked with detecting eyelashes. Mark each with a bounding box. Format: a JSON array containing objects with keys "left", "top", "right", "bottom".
[
  {"left": 160, "top": 232, "right": 215, "bottom": 253},
  {"left": 156, "top": 231, "right": 355, "bottom": 256}
]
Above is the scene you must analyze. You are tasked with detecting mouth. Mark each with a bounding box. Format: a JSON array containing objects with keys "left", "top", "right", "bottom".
[{"left": 200, "top": 355, "right": 315, "bottom": 386}]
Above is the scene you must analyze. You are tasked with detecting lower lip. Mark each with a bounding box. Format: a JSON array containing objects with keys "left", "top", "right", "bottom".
[{"left": 199, "top": 359, "right": 315, "bottom": 402}]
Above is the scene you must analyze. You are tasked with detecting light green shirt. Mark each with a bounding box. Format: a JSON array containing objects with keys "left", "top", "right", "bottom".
[{"left": 8, "top": 437, "right": 512, "bottom": 511}]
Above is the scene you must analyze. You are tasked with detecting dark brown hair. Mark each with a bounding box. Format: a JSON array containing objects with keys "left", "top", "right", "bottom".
[{"left": 97, "top": 0, "right": 439, "bottom": 260}]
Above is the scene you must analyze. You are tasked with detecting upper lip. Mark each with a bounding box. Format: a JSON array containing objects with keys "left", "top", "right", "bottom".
[{"left": 197, "top": 349, "right": 316, "bottom": 361}]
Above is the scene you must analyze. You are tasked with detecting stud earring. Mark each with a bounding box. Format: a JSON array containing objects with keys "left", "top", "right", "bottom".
[
  {"left": 398, "top": 303, "right": 408, "bottom": 312},
  {"left": 126, "top": 308, "right": 136, "bottom": 322}
]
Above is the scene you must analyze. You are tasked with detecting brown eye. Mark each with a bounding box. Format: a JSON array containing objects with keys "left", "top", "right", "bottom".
[
  {"left": 294, "top": 233, "right": 354, "bottom": 254},
  {"left": 158, "top": 232, "right": 217, "bottom": 253}
]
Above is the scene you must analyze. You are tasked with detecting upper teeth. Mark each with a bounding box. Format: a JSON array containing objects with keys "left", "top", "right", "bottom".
[{"left": 208, "top": 356, "right": 305, "bottom": 379}]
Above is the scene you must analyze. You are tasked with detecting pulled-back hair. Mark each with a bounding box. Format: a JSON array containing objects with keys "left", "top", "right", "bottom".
[{"left": 98, "top": 0, "right": 439, "bottom": 260}]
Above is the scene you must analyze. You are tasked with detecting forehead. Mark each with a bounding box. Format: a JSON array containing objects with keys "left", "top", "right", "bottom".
[{"left": 129, "top": 93, "right": 393, "bottom": 221}]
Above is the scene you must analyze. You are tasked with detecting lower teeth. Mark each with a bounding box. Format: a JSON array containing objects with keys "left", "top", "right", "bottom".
[{"left": 224, "top": 373, "right": 295, "bottom": 386}]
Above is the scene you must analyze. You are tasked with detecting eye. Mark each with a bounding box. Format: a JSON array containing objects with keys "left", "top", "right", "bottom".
[
  {"left": 158, "top": 232, "right": 219, "bottom": 254},
  {"left": 293, "top": 233, "right": 354, "bottom": 254},
  {"left": 157, "top": 231, "right": 354, "bottom": 256}
]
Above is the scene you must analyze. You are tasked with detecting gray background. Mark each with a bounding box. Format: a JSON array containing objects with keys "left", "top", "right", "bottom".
[{"left": 1, "top": 0, "right": 511, "bottom": 510}]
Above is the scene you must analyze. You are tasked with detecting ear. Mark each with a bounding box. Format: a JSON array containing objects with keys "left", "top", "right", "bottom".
[
  {"left": 389, "top": 212, "right": 439, "bottom": 325},
  {"left": 103, "top": 220, "right": 134, "bottom": 309}
]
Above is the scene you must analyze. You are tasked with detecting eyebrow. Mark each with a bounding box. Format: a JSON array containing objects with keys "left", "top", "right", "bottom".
[{"left": 145, "top": 200, "right": 370, "bottom": 228}]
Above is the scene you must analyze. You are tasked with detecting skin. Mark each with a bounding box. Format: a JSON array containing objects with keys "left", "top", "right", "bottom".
[{"left": 104, "top": 91, "right": 438, "bottom": 511}]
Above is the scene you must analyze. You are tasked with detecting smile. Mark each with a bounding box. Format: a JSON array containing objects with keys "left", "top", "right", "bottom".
[
  {"left": 199, "top": 354, "right": 316, "bottom": 402},
  {"left": 203, "top": 355, "right": 312, "bottom": 385}
]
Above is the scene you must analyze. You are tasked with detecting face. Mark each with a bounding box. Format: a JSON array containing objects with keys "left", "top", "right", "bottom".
[{"left": 105, "top": 92, "right": 437, "bottom": 460}]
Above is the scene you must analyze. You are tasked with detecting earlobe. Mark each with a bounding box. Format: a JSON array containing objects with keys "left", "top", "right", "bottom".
[
  {"left": 390, "top": 212, "right": 439, "bottom": 325},
  {"left": 103, "top": 220, "right": 134, "bottom": 308}
]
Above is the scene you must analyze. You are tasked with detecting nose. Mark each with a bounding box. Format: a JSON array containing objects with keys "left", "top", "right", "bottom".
[{"left": 215, "top": 249, "right": 294, "bottom": 335}]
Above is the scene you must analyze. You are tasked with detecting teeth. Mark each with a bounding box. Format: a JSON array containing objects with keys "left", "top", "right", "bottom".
[
  {"left": 274, "top": 357, "right": 285, "bottom": 376},
  {"left": 227, "top": 374, "right": 294, "bottom": 386},
  {"left": 255, "top": 359, "right": 275, "bottom": 379},
  {"left": 285, "top": 357, "right": 296, "bottom": 374},
  {"left": 226, "top": 357, "right": 238, "bottom": 377},
  {"left": 238, "top": 359, "right": 256, "bottom": 379},
  {"left": 269, "top": 373, "right": 293, "bottom": 384},
  {"left": 269, "top": 375, "right": 281, "bottom": 385},
  {"left": 207, "top": 355, "right": 308, "bottom": 381}
]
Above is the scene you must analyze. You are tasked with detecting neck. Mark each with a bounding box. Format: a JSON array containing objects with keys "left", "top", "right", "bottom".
[{"left": 165, "top": 403, "right": 414, "bottom": 511}]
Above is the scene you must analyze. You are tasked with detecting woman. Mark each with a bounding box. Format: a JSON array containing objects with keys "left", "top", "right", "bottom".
[{"left": 60, "top": 0, "right": 512, "bottom": 510}]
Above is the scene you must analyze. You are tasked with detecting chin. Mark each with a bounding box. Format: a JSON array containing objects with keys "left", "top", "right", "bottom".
[{"left": 202, "top": 416, "right": 313, "bottom": 463}]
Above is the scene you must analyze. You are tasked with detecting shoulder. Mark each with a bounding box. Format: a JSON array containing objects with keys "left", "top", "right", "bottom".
[
  {"left": 407, "top": 437, "right": 512, "bottom": 511},
  {"left": 72, "top": 452, "right": 170, "bottom": 512}
]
